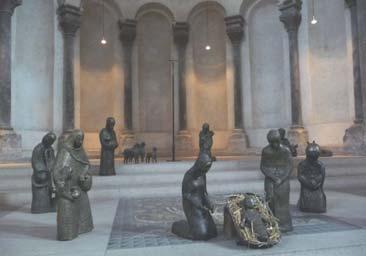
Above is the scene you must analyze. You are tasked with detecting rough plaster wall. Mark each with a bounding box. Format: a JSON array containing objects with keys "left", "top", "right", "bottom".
[
  {"left": 80, "top": 2, "right": 123, "bottom": 133},
  {"left": 12, "top": 0, "right": 54, "bottom": 132},
  {"left": 137, "top": 12, "right": 172, "bottom": 132},
  {"left": 188, "top": 8, "right": 228, "bottom": 131},
  {"left": 249, "top": 0, "right": 290, "bottom": 129},
  {"left": 306, "top": 0, "right": 354, "bottom": 144},
  {"left": 308, "top": 0, "right": 353, "bottom": 124}
]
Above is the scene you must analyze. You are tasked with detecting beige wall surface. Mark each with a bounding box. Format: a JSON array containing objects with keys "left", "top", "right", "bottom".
[{"left": 10, "top": 0, "right": 356, "bottom": 155}]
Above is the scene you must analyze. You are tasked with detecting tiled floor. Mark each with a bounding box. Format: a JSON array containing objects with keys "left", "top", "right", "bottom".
[
  {"left": 107, "top": 197, "right": 361, "bottom": 250},
  {"left": 1, "top": 157, "right": 366, "bottom": 255}
]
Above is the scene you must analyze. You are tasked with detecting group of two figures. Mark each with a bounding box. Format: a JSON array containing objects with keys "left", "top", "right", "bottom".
[
  {"left": 261, "top": 129, "right": 326, "bottom": 232},
  {"left": 31, "top": 130, "right": 94, "bottom": 241}
]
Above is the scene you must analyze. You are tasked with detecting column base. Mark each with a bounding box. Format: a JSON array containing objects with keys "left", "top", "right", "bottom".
[
  {"left": 287, "top": 126, "right": 309, "bottom": 156},
  {"left": 226, "top": 129, "right": 248, "bottom": 155},
  {"left": 343, "top": 123, "right": 366, "bottom": 155},
  {"left": 0, "top": 129, "right": 22, "bottom": 160},
  {"left": 119, "top": 130, "right": 136, "bottom": 153},
  {"left": 176, "top": 130, "right": 194, "bottom": 156}
]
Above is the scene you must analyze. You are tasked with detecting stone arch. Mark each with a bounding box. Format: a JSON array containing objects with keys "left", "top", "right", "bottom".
[
  {"left": 83, "top": 0, "right": 123, "bottom": 19},
  {"left": 187, "top": 1, "right": 226, "bottom": 22},
  {"left": 135, "top": 2, "right": 175, "bottom": 23}
]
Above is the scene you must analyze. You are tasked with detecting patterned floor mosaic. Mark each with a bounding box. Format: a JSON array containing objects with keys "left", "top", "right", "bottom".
[{"left": 107, "top": 195, "right": 361, "bottom": 250}]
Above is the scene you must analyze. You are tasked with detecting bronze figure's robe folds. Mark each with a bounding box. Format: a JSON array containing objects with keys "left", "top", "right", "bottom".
[
  {"left": 99, "top": 117, "right": 119, "bottom": 176},
  {"left": 298, "top": 141, "right": 326, "bottom": 213},
  {"left": 31, "top": 132, "right": 57, "bottom": 213},
  {"left": 54, "top": 130, "right": 93, "bottom": 241},
  {"left": 260, "top": 130, "right": 293, "bottom": 232}
]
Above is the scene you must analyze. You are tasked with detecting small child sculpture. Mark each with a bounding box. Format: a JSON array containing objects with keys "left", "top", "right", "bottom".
[{"left": 239, "top": 197, "right": 269, "bottom": 243}]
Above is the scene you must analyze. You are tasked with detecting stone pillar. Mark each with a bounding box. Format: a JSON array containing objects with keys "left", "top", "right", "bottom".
[
  {"left": 225, "top": 15, "right": 248, "bottom": 154},
  {"left": 173, "top": 22, "right": 193, "bottom": 155},
  {"left": 0, "top": 0, "right": 22, "bottom": 159},
  {"left": 279, "top": 0, "right": 308, "bottom": 154},
  {"left": 57, "top": 4, "right": 81, "bottom": 133},
  {"left": 343, "top": 0, "right": 366, "bottom": 154},
  {"left": 119, "top": 19, "right": 137, "bottom": 150}
]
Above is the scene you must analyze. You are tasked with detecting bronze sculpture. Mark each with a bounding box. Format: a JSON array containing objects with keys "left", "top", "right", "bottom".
[
  {"left": 31, "top": 132, "right": 57, "bottom": 214},
  {"left": 239, "top": 196, "right": 269, "bottom": 243},
  {"left": 54, "top": 130, "right": 93, "bottom": 241},
  {"left": 171, "top": 152, "right": 217, "bottom": 240},
  {"left": 199, "top": 123, "right": 214, "bottom": 157},
  {"left": 146, "top": 147, "right": 158, "bottom": 163},
  {"left": 260, "top": 130, "right": 293, "bottom": 232},
  {"left": 172, "top": 123, "right": 217, "bottom": 240},
  {"left": 99, "top": 117, "right": 119, "bottom": 176},
  {"left": 298, "top": 141, "right": 326, "bottom": 213},
  {"left": 279, "top": 128, "right": 298, "bottom": 157}
]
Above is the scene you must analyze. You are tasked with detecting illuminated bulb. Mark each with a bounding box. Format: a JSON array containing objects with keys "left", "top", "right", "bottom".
[
  {"left": 311, "top": 16, "right": 318, "bottom": 25},
  {"left": 205, "top": 45, "right": 211, "bottom": 51},
  {"left": 101, "top": 38, "right": 107, "bottom": 45}
]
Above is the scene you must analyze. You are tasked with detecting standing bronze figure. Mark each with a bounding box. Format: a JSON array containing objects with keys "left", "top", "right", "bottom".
[
  {"left": 54, "top": 130, "right": 93, "bottom": 241},
  {"left": 31, "top": 132, "right": 57, "bottom": 213},
  {"left": 298, "top": 141, "right": 326, "bottom": 213},
  {"left": 260, "top": 130, "right": 293, "bottom": 232},
  {"left": 99, "top": 117, "right": 119, "bottom": 176}
]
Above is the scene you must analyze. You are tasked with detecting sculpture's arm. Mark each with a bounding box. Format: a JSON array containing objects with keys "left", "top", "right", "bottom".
[
  {"left": 298, "top": 172, "right": 315, "bottom": 189},
  {"left": 183, "top": 192, "right": 205, "bottom": 210},
  {"left": 54, "top": 166, "right": 74, "bottom": 201},
  {"left": 202, "top": 176, "right": 214, "bottom": 212},
  {"left": 260, "top": 163, "right": 278, "bottom": 183}
]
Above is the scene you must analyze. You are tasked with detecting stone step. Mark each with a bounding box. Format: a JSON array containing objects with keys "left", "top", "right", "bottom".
[{"left": 1, "top": 175, "right": 366, "bottom": 210}]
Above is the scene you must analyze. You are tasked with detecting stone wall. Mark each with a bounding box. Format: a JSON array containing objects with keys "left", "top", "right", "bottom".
[{"left": 9, "top": 0, "right": 358, "bottom": 156}]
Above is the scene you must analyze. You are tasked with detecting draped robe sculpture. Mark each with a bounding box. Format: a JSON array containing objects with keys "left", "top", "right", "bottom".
[
  {"left": 298, "top": 141, "right": 326, "bottom": 213},
  {"left": 54, "top": 130, "right": 93, "bottom": 241},
  {"left": 260, "top": 130, "right": 293, "bottom": 232},
  {"left": 31, "top": 132, "right": 57, "bottom": 213},
  {"left": 99, "top": 117, "right": 119, "bottom": 176}
]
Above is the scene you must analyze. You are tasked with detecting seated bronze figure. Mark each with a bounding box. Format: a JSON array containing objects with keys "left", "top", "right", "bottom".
[
  {"left": 171, "top": 152, "right": 217, "bottom": 240},
  {"left": 298, "top": 141, "right": 326, "bottom": 213}
]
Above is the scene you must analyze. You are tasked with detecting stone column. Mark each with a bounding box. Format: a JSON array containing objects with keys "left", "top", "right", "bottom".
[
  {"left": 225, "top": 15, "right": 248, "bottom": 154},
  {"left": 0, "top": 0, "right": 22, "bottom": 159},
  {"left": 119, "top": 19, "right": 137, "bottom": 150},
  {"left": 173, "top": 22, "right": 193, "bottom": 155},
  {"left": 343, "top": 0, "right": 366, "bottom": 154},
  {"left": 57, "top": 4, "right": 81, "bottom": 133},
  {"left": 279, "top": 0, "right": 308, "bottom": 154}
]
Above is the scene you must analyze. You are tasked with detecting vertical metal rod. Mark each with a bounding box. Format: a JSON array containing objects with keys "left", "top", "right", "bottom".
[{"left": 170, "top": 59, "right": 177, "bottom": 161}]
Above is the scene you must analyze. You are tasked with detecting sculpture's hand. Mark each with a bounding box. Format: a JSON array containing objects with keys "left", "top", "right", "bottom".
[{"left": 275, "top": 177, "right": 282, "bottom": 186}]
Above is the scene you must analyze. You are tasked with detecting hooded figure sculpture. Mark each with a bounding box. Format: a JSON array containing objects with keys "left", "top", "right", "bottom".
[
  {"left": 260, "top": 130, "right": 293, "bottom": 232},
  {"left": 172, "top": 152, "right": 217, "bottom": 240},
  {"left": 99, "top": 117, "right": 119, "bottom": 176},
  {"left": 54, "top": 130, "right": 93, "bottom": 241},
  {"left": 297, "top": 141, "right": 326, "bottom": 213},
  {"left": 31, "top": 132, "right": 57, "bottom": 213}
]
